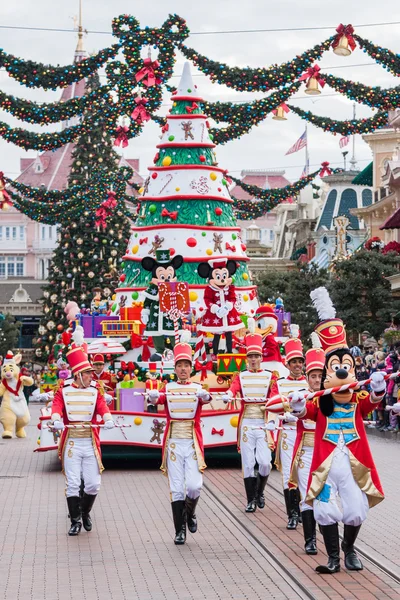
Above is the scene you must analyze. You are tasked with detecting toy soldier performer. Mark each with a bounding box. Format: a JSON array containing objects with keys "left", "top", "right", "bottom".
[
  {"left": 289, "top": 337, "right": 325, "bottom": 555},
  {"left": 91, "top": 353, "right": 115, "bottom": 405},
  {"left": 147, "top": 332, "right": 211, "bottom": 545},
  {"left": 50, "top": 344, "right": 115, "bottom": 536},
  {"left": 275, "top": 338, "right": 307, "bottom": 530},
  {"left": 223, "top": 319, "right": 279, "bottom": 513}
]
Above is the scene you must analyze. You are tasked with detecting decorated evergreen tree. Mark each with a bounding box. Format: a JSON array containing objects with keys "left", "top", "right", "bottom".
[
  {"left": 0, "top": 313, "right": 21, "bottom": 357},
  {"left": 34, "top": 75, "right": 132, "bottom": 362},
  {"left": 114, "top": 63, "right": 257, "bottom": 324}
]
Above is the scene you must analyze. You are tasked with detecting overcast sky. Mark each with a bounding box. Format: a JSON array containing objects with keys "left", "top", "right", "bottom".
[{"left": 1, "top": 1, "right": 400, "bottom": 184}]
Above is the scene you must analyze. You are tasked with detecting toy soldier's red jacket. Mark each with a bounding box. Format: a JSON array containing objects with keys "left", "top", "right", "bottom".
[
  {"left": 154, "top": 380, "right": 210, "bottom": 476},
  {"left": 93, "top": 370, "right": 115, "bottom": 392},
  {"left": 301, "top": 390, "right": 384, "bottom": 508},
  {"left": 198, "top": 284, "right": 243, "bottom": 333},
  {"left": 51, "top": 381, "right": 111, "bottom": 473},
  {"left": 229, "top": 369, "right": 280, "bottom": 451}
]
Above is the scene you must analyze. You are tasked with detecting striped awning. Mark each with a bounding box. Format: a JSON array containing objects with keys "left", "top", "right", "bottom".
[
  {"left": 380, "top": 206, "right": 400, "bottom": 230},
  {"left": 314, "top": 251, "right": 330, "bottom": 270}
]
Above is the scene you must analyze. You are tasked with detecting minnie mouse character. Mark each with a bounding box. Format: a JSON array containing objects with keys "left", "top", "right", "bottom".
[
  {"left": 197, "top": 259, "right": 243, "bottom": 356},
  {"left": 141, "top": 249, "right": 184, "bottom": 355}
]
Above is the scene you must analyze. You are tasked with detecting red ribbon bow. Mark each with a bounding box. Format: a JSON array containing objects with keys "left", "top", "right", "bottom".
[
  {"left": 333, "top": 24, "right": 356, "bottom": 51},
  {"left": 114, "top": 126, "right": 129, "bottom": 148},
  {"left": 121, "top": 361, "right": 136, "bottom": 376},
  {"left": 135, "top": 58, "right": 162, "bottom": 87},
  {"left": 211, "top": 428, "right": 224, "bottom": 437},
  {"left": 186, "top": 102, "right": 199, "bottom": 114},
  {"left": 131, "top": 333, "right": 154, "bottom": 361},
  {"left": 131, "top": 96, "right": 151, "bottom": 124},
  {"left": 194, "top": 359, "right": 213, "bottom": 381},
  {"left": 299, "top": 64, "right": 325, "bottom": 87},
  {"left": 272, "top": 103, "right": 290, "bottom": 116},
  {"left": 320, "top": 161, "right": 332, "bottom": 177},
  {"left": 139, "top": 237, "right": 148, "bottom": 245},
  {"left": 95, "top": 191, "right": 117, "bottom": 229},
  {"left": 225, "top": 242, "right": 236, "bottom": 252},
  {"left": 161, "top": 208, "right": 178, "bottom": 220},
  {"left": 161, "top": 123, "right": 169, "bottom": 133}
]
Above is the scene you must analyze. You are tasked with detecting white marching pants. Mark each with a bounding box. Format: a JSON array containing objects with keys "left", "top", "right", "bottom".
[
  {"left": 64, "top": 438, "right": 101, "bottom": 497},
  {"left": 296, "top": 445, "right": 313, "bottom": 513},
  {"left": 167, "top": 438, "right": 203, "bottom": 502},
  {"left": 241, "top": 418, "right": 272, "bottom": 479},
  {"left": 313, "top": 448, "right": 369, "bottom": 527},
  {"left": 279, "top": 427, "right": 297, "bottom": 489}
]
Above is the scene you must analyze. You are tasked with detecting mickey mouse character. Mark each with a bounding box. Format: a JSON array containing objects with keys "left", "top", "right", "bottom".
[
  {"left": 197, "top": 259, "right": 243, "bottom": 356},
  {"left": 141, "top": 249, "right": 184, "bottom": 355},
  {"left": 290, "top": 287, "right": 385, "bottom": 575}
]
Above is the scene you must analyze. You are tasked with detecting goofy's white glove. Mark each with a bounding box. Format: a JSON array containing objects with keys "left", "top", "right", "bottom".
[
  {"left": 52, "top": 420, "right": 64, "bottom": 431},
  {"left": 289, "top": 390, "right": 307, "bottom": 413},
  {"left": 391, "top": 402, "right": 400, "bottom": 414},
  {"left": 370, "top": 371, "right": 386, "bottom": 394},
  {"left": 196, "top": 389, "right": 210, "bottom": 401},
  {"left": 265, "top": 420, "right": 276, "bottom": 432},
  {"left": 103, "top": 419, "right": 115, "bottom": 430},
  {"left": 147, "top": 390, "right": 160, "bottom": 404}
]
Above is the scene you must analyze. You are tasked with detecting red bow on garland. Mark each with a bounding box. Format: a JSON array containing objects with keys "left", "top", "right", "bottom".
[
  {"left": 161, "top": 123, "right": 169, "bottom": 133},
  {"left": 225, "top": 242, "right": 236, "bottom": 252},
  {"left": 299, "top": 64, "right": 325, "bottom": 87},
  {"left": 194, "top": 359, "right": 213, "bottom": 381},
  {"left": 211, "top": 428, "right": 224, "bottom": 436},
  {"left": 161, "top": 208, "right": 178, "bottom": 220},
  {"left": 139, "top": 237, "right": 148, "bottom": 245},
  {"left": 320, "top": 161, "right": 332, "bottom": 177},
  {"left": 332, "top": 24, "right": 356, "bottom": 51},
  {"left": 135, "top": 58, "right": 162, "bottom": 87},
  {"left": 222, "top": 170, "right": 233, "bottom": 185},
  {"left": 95, "top": 191, "right": 117, "bottom": 229},
  {"left": 272, "top": 103, "right": 290, "bottom": 117},
  {"left": 131, "top": 333, "right": 154, "bottom": 361},
  {"left": 186, "top": 102, "right": 199, "bottom": 114},
  {"left": 121, "top": 361, "right": 135, "bottom": 376},
  {"left": 131, "top": 96, "right": 151, "bottom": 124},
  {"left": 114, "top": 126, "right": 129, "bottom": 148}
]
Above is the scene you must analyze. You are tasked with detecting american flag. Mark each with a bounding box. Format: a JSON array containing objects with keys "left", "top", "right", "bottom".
[
  {"left": 300, "top": 164, "right": 308, "bottom": 179},
  {"left": 285, "top": 130, "right": 307, "bottom": 155},
  {"left": 339, "top": 136, "right": 350, "bottom": 149}
]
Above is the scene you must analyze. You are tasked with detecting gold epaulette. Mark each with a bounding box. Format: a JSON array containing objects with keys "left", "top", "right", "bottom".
[
  {"left": 356, "top": 390, "right": 369, "bottom": 402},
  {"left": 272, "top": 370, "right": 280, "bottom": 380},
  {"left": 96, "top": 380, "right": 105, "bottom": 395},
  {"left": 312, "top": 396, "right": 320, "bottom": 407}
]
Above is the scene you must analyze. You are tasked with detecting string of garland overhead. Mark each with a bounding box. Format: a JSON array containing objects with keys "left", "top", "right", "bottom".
[
  {"left": 177, "top": 38, "right": 334, "bottom": 93},
  {"left": 354, "top": 35, "right": 400, "bottom": 79},
  {"left": 324, "top": 74, "right": 400, "bottom": 110},
  {"left": 287, "top": 105, "right": 388, "bottom": 135}
]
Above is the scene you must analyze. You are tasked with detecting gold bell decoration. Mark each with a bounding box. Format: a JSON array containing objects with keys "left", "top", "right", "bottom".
[
  {"left": 332, "top": 24, "right": 356, "bottom": 57},
  {"left": 300, "top": 65, "right": 325, "bottom": 96},
  {"left": 272, "top": 104, "right": 289, "bottom": 121},
  {"left": 305, "top": 77, "right": 321, "bottom": 96}
]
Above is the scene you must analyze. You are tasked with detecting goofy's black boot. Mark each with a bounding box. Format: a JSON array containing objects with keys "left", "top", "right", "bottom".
[
  {"left": 316, "top": 523, "right": 340, "bottom": 574},
  {"left": 244, "top": 477, "right": 257, "bottom": 512},
  {"left": 341, "top": 525, "right": 363, "bottom": 571},
  {"left": 171, "top": 500, "right": 186, "bottom": 545},
  {"left": 256, "top": 474, "right": 269, "bottom": 509},
  {"left": 67, "top": 496, "right": 82, "bottom": 536},
  {"left": 185, "top": 496, "right": 199, "bottom": 533},
  {"left": 302, "top": 511, "right": 317, "bottom": 555},
  {"left": 286, "top": 488, "right": 299, "bottom": 530},
  {"left": 81, "top": 493, "right": 97, "bottom": 532}
]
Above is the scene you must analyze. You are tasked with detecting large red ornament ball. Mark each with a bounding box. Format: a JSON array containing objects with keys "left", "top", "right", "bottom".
[
  {"left": 170, "top": 248, "right": 176, "bottom": 256},
  {"left": 120, "top": 274, "right": 126, "bottom": 283},
  {"left": 152, "top": 172, "right": 158, "bottom": 179},
  {"left": 199, "top": 155, "right": 206, "bottom": 162},
  {"left": 215, "top": 207, "right": 223, "bottom": 216},
  {"left": 186, "top": 237, "right": 197, "bottom": 248},
  {"left": 57, "top": 324, "right": 64, "bottom": 332}
]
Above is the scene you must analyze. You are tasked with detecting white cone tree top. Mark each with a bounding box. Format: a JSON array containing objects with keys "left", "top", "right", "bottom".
[{"left": 174, "top": 61, "right": 199, "bottom": 99}]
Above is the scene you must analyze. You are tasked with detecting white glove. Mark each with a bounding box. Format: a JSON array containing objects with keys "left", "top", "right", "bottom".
[
  {"left": 284, "top": 413, "right": 298, "bottom": 423},
  {"left": 210, "top": 304, "right": 219, "bottom": 314},
  {"left": 391, "top": 402, "right": 400, "bottom": 414},
  {"left": 225, "top": 301, "right": 233, "bottom": 311},
  {"left": 221, "top": 393, "right": 232, "bottom": 404},
  {"left": 141, "top": 308, "right": 150, "bottom": 325},
  {"left": 103, "top": 419, "right": 115, "bottom": 430},
  {"left": 52, "top": 420, "right": 64, "bottom": 431},
  {"left": 289, "top": 390, "right": 306, "bottom": 413},
  {"left": 370, "top": 371, "right": 386, "bottom": 393},
  {"left": 216, "top": 306, "right": 229, "bottom": 319},
  {"left": 147, "top": 390, "right": 160, "bottom": 404},
  {"left": 105, "top": 393, "right": 113, "bottom": 406},
  {"left": 196, "top": 389, "right": 210, "bottom": 401},
  {"left": 265, "top": 420, "right": 276, "bottom": 431},
  {"left": 385, "top": 404, "right": 394, "bottom": 412}
]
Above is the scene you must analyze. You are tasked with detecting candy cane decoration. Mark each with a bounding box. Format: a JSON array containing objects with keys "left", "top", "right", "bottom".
[
  {"left": 200, "top": 122, "right": 205, "bottom": 143},
  {"left": 159, "top": 174, "right": 173, "bottom": 195}
]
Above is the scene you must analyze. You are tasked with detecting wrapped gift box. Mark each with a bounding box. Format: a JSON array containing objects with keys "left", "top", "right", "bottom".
[
  {"left": 117, "top": 385, "right": 145, "bottom": 411},
  {"left": 79, "top": 314, "right": 119, "bottom": 338}
]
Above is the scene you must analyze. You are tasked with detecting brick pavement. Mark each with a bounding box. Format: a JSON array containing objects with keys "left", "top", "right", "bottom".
[{"left": 0, "top": 405, "right": 399, "bottom": 600}]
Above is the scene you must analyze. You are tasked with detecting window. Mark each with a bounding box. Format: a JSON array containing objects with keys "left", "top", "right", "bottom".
[
  {"left": 338, "top": 189, "right": 359, "bottom": 229},
  {"left": 270, "top": 230, "right": 274, "bottom": 241},
  {"left": 41, "top": 226, "right": 46, "bottom": 240},
  {"left": 0, "top": 257, "right": 4, "bottom": 278},
  {"left": 0, "top": 226, "right": 2, "bottom": 240},
  {"left": 5, "top": 227, "right": 10, "bottom": 240},
  {"left": 49, "top": 226, "right": 52, "bottom": 240},
  {"left": 318, "top": 190, "right": 337, "bottom": 230},
  {"left": 0, "top": 256, "right": 25, "bottom": 278},
  {"left": 19, "top": 226, "right": 24, "bottom": 241},
  {"left": 362, "top": 189, "right": 373, "bottom": 207},
  {"left": 12, "top": 227, "right": 17, "bottom": 240}
]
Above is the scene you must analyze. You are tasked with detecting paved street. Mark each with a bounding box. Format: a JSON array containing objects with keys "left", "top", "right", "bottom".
[{"left": 1, "top": 405, "right": 400, "bottom": 600}]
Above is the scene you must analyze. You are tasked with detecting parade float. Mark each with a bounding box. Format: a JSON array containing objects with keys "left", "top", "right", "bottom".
[{"left": 35, "top": 63, "right": 292, "bottom": 459}]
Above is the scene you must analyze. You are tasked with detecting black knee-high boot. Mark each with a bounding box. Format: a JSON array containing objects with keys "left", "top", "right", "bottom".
[
  {"left": 212, "top": 334, "right": 221, "bottom": 356},
  {"left": 287, "top": 488, "right": 299, "bottom": 530},
  {"left": 171, "top": 501, "right": 186, "bottom": 545},
  {"left": 185, "top": 496, "right": 199, "bottom": 533},
  {"left": 341, "top": 525, "right": 363, "bottom": 570},
  {"left": 225, "top": 332, "right": 233, "bottom": 353},
  {"left": 67, "top": 496, "right": 82, "bottom": 536},
  {"left": 316, "top": 523, "right": 340, "bottom": 574},
  {"left": 256, "top": 473, "right": 269, "bottom": 509},
  {"left": 244, "top": 477, "right": 257, "bottom": 512},
  {"left": 302, "top": 511, "right": 317, "bottom": 554},
  {"left": 81, "top": 493, "right": 97, "bottom": 532}
]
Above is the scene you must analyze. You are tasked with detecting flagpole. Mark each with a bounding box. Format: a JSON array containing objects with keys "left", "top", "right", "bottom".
[
  {"left": 350, "top": 103, "right": 357, "bottom": 170},
  {"left": 305, "top": 124, "right": 309, "bottom": 176}
]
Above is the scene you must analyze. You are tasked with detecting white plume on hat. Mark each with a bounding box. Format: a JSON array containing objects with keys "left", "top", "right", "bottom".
[
  {"left": 180, "top": 329, "right": 191, "bottom": 343},
  {"left": 72, "top": 324, "right": 85, "bottom": 347},
  {"left": 247, "top": 317, "right": 256, "bottom": 334},
  {"left": 310, "top": 287, "right": 336, "bottom": 321},
  {"left": 290, "top": 324, "right": 300, "bottom": 339},
  {"left": 310, "top": 331, "right": 322, "bottom": 349}
]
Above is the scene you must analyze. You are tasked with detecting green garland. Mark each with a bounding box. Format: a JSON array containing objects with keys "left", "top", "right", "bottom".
[
  {"left": 0, "top": 44, "right": 121, "bottom": 90},
  {"left": 177, "top": 38, "right": 333, "bottom": 93},
  {"left": 288, "top": 105, "right": 388, "bottom": 135},
  {"left": 355, "top": 35, "right": 400, "bottom": 79},
  {"left": 325, "top": 74, "right": 400, "bottom": 110}
]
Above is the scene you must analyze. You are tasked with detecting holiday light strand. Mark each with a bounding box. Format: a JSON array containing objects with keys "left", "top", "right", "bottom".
[
  {"left": 355, "top": 35, "right": 400, "bottom": 78},
  {"left": 288, "top": 104, "right": 389, "bottom": 135},
  {"left": 325, "top": 74, "right": 400, "bottom": 110}
]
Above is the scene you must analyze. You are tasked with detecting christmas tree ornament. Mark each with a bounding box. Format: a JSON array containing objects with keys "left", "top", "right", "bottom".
[
  {"left": 272, "top": 103, "right": 289, "bottom": 121},
  {"left": 332, "top": 24, "right": 356, "bottom": 56}
]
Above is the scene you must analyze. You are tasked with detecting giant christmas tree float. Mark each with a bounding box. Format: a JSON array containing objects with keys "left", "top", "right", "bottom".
[{"left": 114, "top": 63, "right": 258, "bottom": 329}]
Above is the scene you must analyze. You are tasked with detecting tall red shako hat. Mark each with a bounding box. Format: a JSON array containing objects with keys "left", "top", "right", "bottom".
[
  {"left": 310, "top": 287, "right": 347, "bottom": 353},
  {"left": 66, "top": 343, "right": 94, "bottom": 376},
  {"left": 305, "top": 332, "right": 325, "bottom": 374},
  {"left": 284, "top": 338, "right": 304, "bottom": 363},
  {"left": 173, "top": 330, "right": 193, "bottom": 364},
  {"left": 91, "top": 353, "right": 105, "bottom": 365},
  {"left": 245, "top": 318, "right": 263, "bottom": 355}
]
